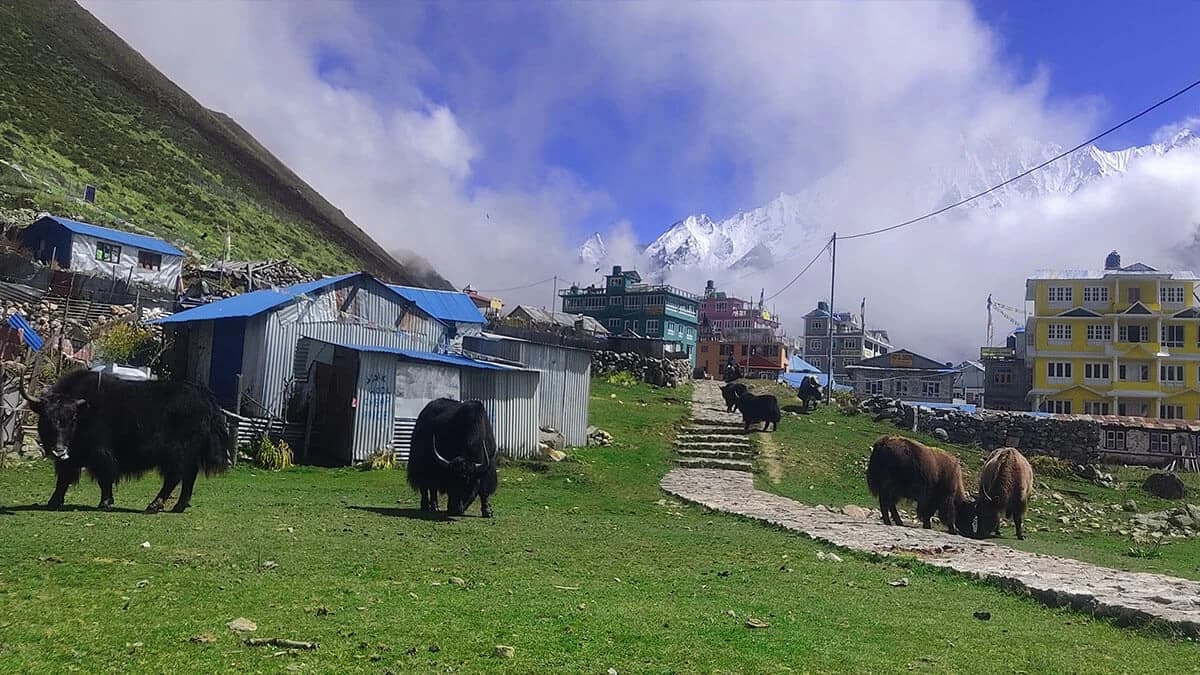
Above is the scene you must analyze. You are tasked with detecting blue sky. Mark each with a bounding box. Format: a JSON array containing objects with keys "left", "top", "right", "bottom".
[{"left": 333, "top": 0, "right": 1200, "bottom": 246}]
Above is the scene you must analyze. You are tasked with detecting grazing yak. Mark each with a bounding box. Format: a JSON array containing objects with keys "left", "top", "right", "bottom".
[
  {"left": 865, "top": 435, "right": 975, "bottom": 536},
  {"left": 20, "top": 368, "right": 232, "bottom": 512},
  {"left": 975, "top": 447, "right": 1033, "bottom": 540},
  {"left": 736, "top": 390, "right": 780, "bottom": 432},
  {"left": 406, "top": 398, "right": 498, "bottom": 518},
  {"left": 796, "top": 375, "right": 822, "bottom": 412},
  {"left": 720, "top": 381, "right": 748, "bottom": 413}
]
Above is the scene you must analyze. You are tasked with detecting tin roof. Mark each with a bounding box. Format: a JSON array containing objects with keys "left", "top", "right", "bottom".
[
  {"left": 1051, "top": 413, "right": 1200, "bottom": 432},
  {"left": 1029, "top": 268, "right": 1198, "bottom": 280},
  {"left": 327, "top": 341, "right": 512, "bottom": 371},
  {"left": 386, "top": 285, "right": 486, "bottom": 325},
  {"left": 150, "top": 272, "right": 362, "bottom": 323},
  {"left": 38, "top": 215, "right": 184, "bottom": 257}
]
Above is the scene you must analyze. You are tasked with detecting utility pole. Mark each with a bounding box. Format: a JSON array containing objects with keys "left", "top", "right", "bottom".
[
  {"left": 826, "top": 233, "right": 837, "bottom": 405},
  {"left": 551, "top": 275, "right": 558, "bottom": 314}
]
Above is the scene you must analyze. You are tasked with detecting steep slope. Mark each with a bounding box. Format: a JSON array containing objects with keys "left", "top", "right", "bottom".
[
  {"left": 583, "top": 131, "right": 1200, "bottom": 278},
  {"left": 0, "top": 0, "right": 452, "bottom": 289}
]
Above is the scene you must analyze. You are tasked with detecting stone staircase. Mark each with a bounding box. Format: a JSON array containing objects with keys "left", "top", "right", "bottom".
[{"left": 675, "top": 380, "right": 754, "bottom": 472}]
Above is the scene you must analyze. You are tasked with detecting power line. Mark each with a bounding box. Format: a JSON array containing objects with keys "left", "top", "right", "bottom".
[
  {"left": 763, "top": 236, "right": 833, "bottom": 302},
  {"left": 841, "top": 75, "right": 1200, "bottom": 241},
  {"left": 477, "top": 276, "right": 560, "bottom": 294}
]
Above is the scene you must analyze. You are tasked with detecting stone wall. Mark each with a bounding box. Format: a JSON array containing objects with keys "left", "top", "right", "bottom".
[
  {"left": 592, "top": 350, "right": 691, "bottom": 387},
  {"left": 862, "top": 396, "right": 1099, "bottom": 463}
]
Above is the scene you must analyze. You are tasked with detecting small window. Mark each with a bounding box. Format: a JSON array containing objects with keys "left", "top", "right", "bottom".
[
  {"left": 1128, "top": 287, "right": 1141, "bottom": 303},
  {"left": 137, "top": 250, "right": 162, "bottom": 271},
  {"left": 1086, "top": 324, "right": 1112, "bottom": 342},
  {"left": 1150, "top": 432, "right": 1171, "bottom": 452},
  {"left": 1162, "top": 324, "right": 1185, "bottom": 348},
  {"left": 922, "top": 381, "right": 941, "bottom": 397},
  {"left": 1084, "top": 363, "right": 1110, "bottom": 381},
  {"left": 894, "top": 381, "right": 909, "bottom": 396},
  {"left": 1084, "top": 401, "right": 1110, "bottom": 415},
  {"left": 1083, "top": 286, "right": 1109, "bottom": 303},
  {"left": 1046, "top": 324, "right": 1071, "bottom": 342},
  {"left": 646, "top": 319, "right": 660, "bottom": 333},
  {"left": 1047, "top": 287, "right": 1072, "bottom": 304},
  {"left": 1161, "top": 364, "right": 1184, "bottom": 384},
  {"left": 700, "top": 345, "right": 709, "bottom": 353},
  {"left": 1043, "top": 400, "right": 1072, "bottom": 414},
  {"left": 993, "top": 370, "right": 1012, "bottom": 385},
  {"left": 1161, "top": 286, "right": 1186, "bottom": 304},
  {"left": 1160, "top": 405, "right": 1185, "bottom": 420},
  {"left": 1046, "top": 362, "right": 1072, "bottom": 380},
  {"left": 95, "top": 242, "right": 121, "bottom": 263},
  {"left": 1104, "top": 430, "right": 1126, "bottom": 450},
  {"left": 607, "top": 318, "right": 621, "bottom": 330},
  {"left": 867, "top": 381, "right": 884, "bottom": 395}
]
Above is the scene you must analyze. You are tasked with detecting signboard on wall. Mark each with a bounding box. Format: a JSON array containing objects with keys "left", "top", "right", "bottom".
[{"left": 889, "top": 352, "right": 913, "bottom": 368}]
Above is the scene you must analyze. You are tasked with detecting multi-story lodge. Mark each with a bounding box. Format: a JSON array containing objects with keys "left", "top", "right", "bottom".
[
  {"left": 980, "top": 328, "right": 1033, "bottom": 411},
  {"left": 802, "top": 300, "right": 891, "bottom": 377},
  {"left": 695, "top": 280, "right": 788, "bottom": 377},
  {"left": 1027, "top": 251, "right": 1200, "bottom": 419},
  {"left": 560, "top": 265, "right": 700, "bottom": 364}
]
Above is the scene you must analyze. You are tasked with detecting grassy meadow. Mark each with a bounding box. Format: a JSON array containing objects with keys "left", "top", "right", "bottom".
[
  {"left": 0, "top": 380, "right": 1198, "bottom": 673},
  {"left": 752, "top": 381, "right": 1200, "bottom": 581}
]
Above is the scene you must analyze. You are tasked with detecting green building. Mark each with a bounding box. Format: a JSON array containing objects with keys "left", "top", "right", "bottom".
[{"left": 560, "top": 265, "right": 700, "bottom": 364}]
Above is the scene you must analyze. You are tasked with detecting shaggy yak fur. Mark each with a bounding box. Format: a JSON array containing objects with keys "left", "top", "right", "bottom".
[
  {"left": 720, "top": 382, "right": 749, "bottom": 412},
  {"left": 975, "top": 447, "right": 1033, "bottom": 540},
  {"left": 865, "top": 435, "right": 975, "bottom": 536},
  {"left": 406, "top": 398, "right": 498, "bottom": 518},
  {"left": 796, "top": 376, "right": 822, "bottom": 412},
  {"left": 21, "top": 369, "right": 232, "bottom": 512},
  {"left": 736, "top": 390, "right": 781, "bottom": 432}
]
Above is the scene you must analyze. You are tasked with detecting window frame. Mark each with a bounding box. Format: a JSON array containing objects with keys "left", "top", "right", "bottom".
[{"left": 95, "top": 241, "right": 121, "bottom": 263}]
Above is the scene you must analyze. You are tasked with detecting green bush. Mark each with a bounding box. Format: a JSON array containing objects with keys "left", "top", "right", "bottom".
[
  {"left": 249, "top": 435, "right": 293, "bottom": 471},
  {"left": 360, "top": 448, "right": 396, "bottom": 471},
  {"left": 605, "top": 371, "right": 640, "bottom": 387},
  {"left": 94, "top": 323, "right": 158, "bottom": 365},
  {"left": 1028, "top": 454, "right": 1074, "bottom": 480}
]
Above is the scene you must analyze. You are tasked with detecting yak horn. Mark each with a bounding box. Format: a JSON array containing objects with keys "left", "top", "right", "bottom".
[
  {"left": 430, "top": 434, "right": 451, "bottom": 466},
  {"left": 17, "top": 370, "right": 40, "bottom": 406}
]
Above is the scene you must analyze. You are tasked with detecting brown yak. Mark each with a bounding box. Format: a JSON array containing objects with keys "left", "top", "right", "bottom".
[
  {"left": 866, "top": 435, "right": 975, "bottom": 536},
  {"left": 975, "top": 447, "right": 1033, "bottom": 540}
]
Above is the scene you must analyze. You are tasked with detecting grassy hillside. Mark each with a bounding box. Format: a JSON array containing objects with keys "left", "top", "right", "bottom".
[
  {"left": 0, "top": 0, "right": 452, "bottom": 289},
  {"left": 0, "top": 380, "right": 1198, "bottom": 672},
  {"left": 751, "top": 382, "right": 1200, "bottom": 581}
]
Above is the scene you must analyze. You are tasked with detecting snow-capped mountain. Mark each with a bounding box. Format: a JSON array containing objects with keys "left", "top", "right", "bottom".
[{"left": 577, "top": 130, "right": 1200, "bottom": 279}]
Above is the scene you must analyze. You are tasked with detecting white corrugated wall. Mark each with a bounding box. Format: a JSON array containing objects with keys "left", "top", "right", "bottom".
[
  {"left": 352, "top": 352, "right": 397, "bottom": 461},
  {"left": 460, "top": 368, "right": 541, "bottom": 459}
]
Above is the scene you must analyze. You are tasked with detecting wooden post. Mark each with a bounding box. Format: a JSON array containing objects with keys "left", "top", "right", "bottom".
[{"left": 826, "top": 233, "right": 837, "bottom": 405}]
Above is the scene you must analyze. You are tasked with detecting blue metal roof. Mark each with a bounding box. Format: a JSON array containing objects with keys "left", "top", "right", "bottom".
[
  {"left": 7, "top": 313, "right": 44, "bottom": 351},
  {"left": 328, "top": 341, "right": 508, "bottom": 370},
  {"left": 386, "top": 285, "right": 485, "bottom": 325},
  {"left": 39, "top": 215, "right": 184, "bottom": 257},
  {"left": 150, "top": 272, "right": 360, "bottom": 324}
]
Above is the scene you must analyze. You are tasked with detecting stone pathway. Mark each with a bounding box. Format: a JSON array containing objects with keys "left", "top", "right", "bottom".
[
  {"left": 663, "top": 380, "right": 1200, "bottom": 635},
  {"left": 673, "top": 380, "right": 753, "bottom": 472}
]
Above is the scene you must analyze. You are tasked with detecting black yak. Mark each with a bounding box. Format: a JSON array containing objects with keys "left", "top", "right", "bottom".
[
  {"left": 406, "top": 398, "right": 498, "bottom": 518},
  {"left": 975, "top": 447, "right": 1033, "bottom": 540},
  {"left": 20, "top": 368, "right": 232, "bottom": 512},
  {"left": 865, "top": 435, "right": 975, "bottom": 536},
  {"left": 796, "top": 375, "right": 822, "bottom": 412},
  {"left": 736, "top": 390, "right": 780, "bottom": 432},
  {"left": 720, "top": 381, "right": 748, "bottom": 412}
]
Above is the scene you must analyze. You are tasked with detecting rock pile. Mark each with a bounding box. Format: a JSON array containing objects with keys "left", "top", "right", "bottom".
[
  {"left": 1072, "top": 463, "right": 1117, "bottom": 489},
  {"left": 1129, "top": 504, "right": 1200, "bottom": 536},
  {"left": 587, "top": 426, "right": 613, "bottom": 447},
  {"left": 592, "top": 351, "right": 690, "bottom": 387},
  {"left": 859, "top": 396, "right": 1098, "bottom": 462},
  {"left": 194, "top": 259, "right": 315, "bottom": 292}
]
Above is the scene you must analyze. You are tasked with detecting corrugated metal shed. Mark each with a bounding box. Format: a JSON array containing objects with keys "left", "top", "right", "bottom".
[
  {"left": 464, "top": 333, "right": 592, "bottom": 446},
  {"left": 387, "top": 285, "right": 486, "bottom": 325},
  {"left": 151, "top": 273, "right": 360, "bottom": 323},
  {"left": 460, "top": 367, "right": 541, "bottom": 459},
  {"left": 37, "top": 215, "right": 184, "bottom": 256}
]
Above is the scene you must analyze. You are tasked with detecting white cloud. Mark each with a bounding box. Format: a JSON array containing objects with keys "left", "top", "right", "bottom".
[
  {"left": 76, "top": 0, "right": 1200, "bottom": 361},
  {"left": 1153, "top": 116, "right": 1200, "bottom": 145}
]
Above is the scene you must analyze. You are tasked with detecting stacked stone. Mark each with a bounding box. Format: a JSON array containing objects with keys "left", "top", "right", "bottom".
[{"left": 591, "top": 350, "right": 691, "bottom": 387}]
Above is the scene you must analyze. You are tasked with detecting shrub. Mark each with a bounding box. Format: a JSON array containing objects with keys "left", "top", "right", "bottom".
[
  {"left": 249, "top": 435, "right": 293, "bottom": 471},
  {"left": 1028, "top": 454, "right": 1073, "bottom": 480},
  {"left": 94, "top": 323, "right": 158, "bottom": 365},
  {"left": 605, "top": 371, "right": 640, "bottom": 387},
  {"left": 360, "top": 448, "right": 396, "bottom": 471},
  {"left": 832, "top": 389, "right": 860, "bottom": 416}
]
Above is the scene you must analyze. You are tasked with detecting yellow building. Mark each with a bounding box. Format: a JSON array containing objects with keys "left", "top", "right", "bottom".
[{"left": 1026, "top": 252, "right": 1200, "bottom": 419}]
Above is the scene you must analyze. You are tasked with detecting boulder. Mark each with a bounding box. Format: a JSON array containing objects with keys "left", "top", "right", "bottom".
[
  {"left": 933, "top": 428, "right": 949, "bottom": 442},
  {"left": 1144, "top": 473, "right": 1187, "bottom": 500}
]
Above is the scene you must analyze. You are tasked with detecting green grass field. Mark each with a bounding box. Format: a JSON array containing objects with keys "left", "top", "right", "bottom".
[
  {"left": 1, "top": 380, "right": 1198, "bottom": 673},
  {"left": 753, "top": 381, "right": 1200, "bottom": 581}
]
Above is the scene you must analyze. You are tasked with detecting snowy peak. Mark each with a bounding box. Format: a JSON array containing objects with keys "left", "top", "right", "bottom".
[
  {"left": 578, "top": 232, "right": 608, "bottom": 266},
  {"left": 578, "top": 131, "right": 1200, "bottom": 279}
]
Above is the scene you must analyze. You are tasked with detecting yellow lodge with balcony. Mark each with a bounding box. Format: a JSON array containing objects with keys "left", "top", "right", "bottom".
[{"left": 1026, "top": 251, "right": 1200, "bottom": 419}]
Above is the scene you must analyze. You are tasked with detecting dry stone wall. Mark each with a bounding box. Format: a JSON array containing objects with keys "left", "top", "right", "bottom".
[
  {"left": 862, "top": 396, "right": 1098, "bottom": 463},
  {"left": 592, "top": 350, "right": 691, "bottom": 387}
]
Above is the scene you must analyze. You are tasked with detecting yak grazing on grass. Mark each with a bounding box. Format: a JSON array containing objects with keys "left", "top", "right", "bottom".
[
  {"left": 975, "top": 447, "right": 1033, "bottom": 540},
  {"left": 796, "top": 376, "right": 822, "bottom": 412},
  {"left": 736, "top": 390, "right": 781, "bottom": 432},
  {"left": 720, "top": 381, "right": 748, "bottom": 413},
  {"left": 406, "top": 398, "right": 498, "bottom": 518},
  {"left": 866, "top": 435, "right": 975, "bottom": 536},
  {"left": 20, "top": 368, "right": 232, "bottom": 513}
]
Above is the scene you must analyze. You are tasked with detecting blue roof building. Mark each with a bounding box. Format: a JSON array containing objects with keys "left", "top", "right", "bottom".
[
  {"left": 386, "top": 284, "right": 486, "bottom": 336},
  {"left": 20, "top": 214, "right": 185, "bottom": 290}
]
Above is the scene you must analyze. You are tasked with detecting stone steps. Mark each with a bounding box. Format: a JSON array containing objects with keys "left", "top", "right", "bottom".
[
  {"left": 675, "top": 457, "right": 753, "bottom": 472},
  {"left": 676, "top": 433, "right": 750, "bottom": 443},
  {"left": 680, "top": 425, "right": 748, "bottom": 434},
  {"left": 689, "top": 418, "right": 745, "bottom": 428},
  {"left": 676, "top": 448, "right": 754, "bottom": 461},
  {"left": 675, "top": 440, "right": 753, "bottom": 451}
]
